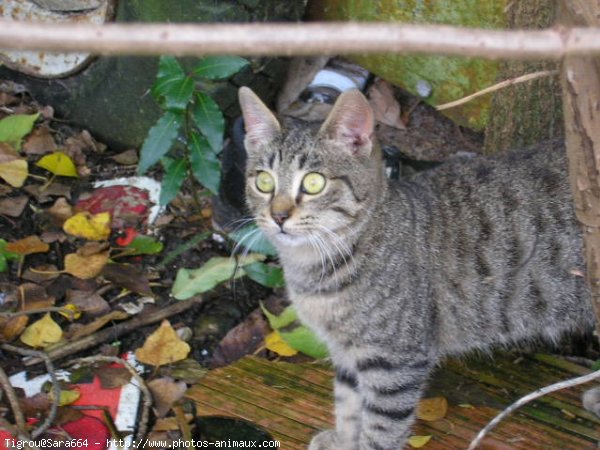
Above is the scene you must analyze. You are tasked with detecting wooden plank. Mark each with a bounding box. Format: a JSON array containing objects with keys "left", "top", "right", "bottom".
[{"left": 186, "top": 353, "right": 598, "bottom": 449}]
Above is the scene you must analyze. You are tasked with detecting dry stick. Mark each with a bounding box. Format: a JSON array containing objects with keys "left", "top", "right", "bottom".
[
  {"left": 1, "top": 344, "right": 61, "bottom": 439},
  {"left": 1, "top": 20, "right": 600, "bottom": 60},
  {"left": 23, "top": 295, "right": 204, "bottom": 366},
  {"left": 436, "top": 70, "right": 559, "bottom": 111},
  {"left": 466, "top": 368, "right": 600, "bottom": 450},
  {"left": 69, "top": 356, "right": 152, "bottom": 442},
  {"left": 0, "top": 365, "right": 26, "bottom": 433}
]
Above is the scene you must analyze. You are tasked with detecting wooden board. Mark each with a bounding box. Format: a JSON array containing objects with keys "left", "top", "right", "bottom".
[{"left": 186, "top": 353, "right": 600, "bottom": 449}]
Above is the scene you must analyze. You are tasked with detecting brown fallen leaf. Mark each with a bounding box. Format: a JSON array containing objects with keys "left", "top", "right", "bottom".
[
  {"left": 368, "top": 78, "right": 406, "bottom": 130},
  {"left": 64, "top": 251, "right": 110, "bottom": 279},
  {"left": 19, "top": 282, "right": 56, "bottom": 311},
  {"left": 111, "top": 149, "right": 138, "bottom": 165},
  {"left": 102, "top": 263, "right": 153, "bottom": 297},
  {"left": 24, "top": 182, "right": 71, "bottom": 202},
  {"left": 66, "top": 289, "right": 111, "bottom": 317},
  {"left": 0, "top": 195, "right": 28, "bottom": 217},
  {"left": 7, "top": 235, "right": 49, "bottom": 255},
  {"left": 66, "top": 309, "right": 129, "bottom": 340},
  {"left": 417, "top": 396, "right": 448, "bottom": 422},
  {"left": 22, "top": 125, "right": 57, "bottom": 155},
  {"left": 95, "top": 366, "right": 132, "bottom": 389},
  {"left": 22, "top": 264, "right": 60, "bottom": 283},
  {"left": 159, "top": 359, "right": 208, "bottom": 385},
  {"left": 135, "top": 320, "right": 191, "bottom": 367},
  {"left": 148, "top": 377, "right": 188, "bottom": 418},
  {"left": 0, "top": 142, "right": 19, "bottom": 163},
  {"left": 47, "top": 197, "right": 73, "bottom": 223},
  {"left": 77, "top": 241, "right": 110, "bottom": 257},
  {"left": 0, "top": 315, "right": 29, "bottom": 342}
]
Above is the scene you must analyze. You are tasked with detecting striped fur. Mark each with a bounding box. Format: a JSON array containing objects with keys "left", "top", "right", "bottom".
[{"left": 239, "top": 87, "right": 594, "bottom": 450}]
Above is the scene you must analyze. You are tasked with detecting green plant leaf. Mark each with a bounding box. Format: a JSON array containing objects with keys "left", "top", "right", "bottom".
[
  {"left": 0, "top": 113, "right": 40, "bottom": 150},
  {"left": 151, "top": 56, "right": 195, "bottom": 111},
  {"left": 192, "top": 92, "right": 224, "bottom": 153},
  {"left": 193, "top": 56, "right": 249, "bottom": 80},
  {"left": 260, "top": 303, "right": 298, "bottom": 330},
  {"left": 228, "top": 223, "right": 278, "bottom": 257},
  {"left": 280, "top": 326, "right": 328, "bottom": 359},
  {"left": 160, "top": 157, "right": 187, "bottom": 205},
  {"left": 138, "top": 111, "right": 183, "bottom": 175},
  {"left": 172, "top": 254, "right": 265, "bottom": 300},
  {"left": 126, "top": 235, "right": 164, "bottom": 256},
  {"left": 188, "top": 132, "right": 221, "bottom": 194},
  {"left": 0, "top": 238, "right": 20, "bottom": 272},
  {"left": 244, "top": 262, "right": 285, "bottom": 288}
]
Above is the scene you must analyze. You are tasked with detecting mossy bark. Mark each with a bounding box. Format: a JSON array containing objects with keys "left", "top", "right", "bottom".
[{"left": 483, "top": 0, "right": 563, "bottom": 155}]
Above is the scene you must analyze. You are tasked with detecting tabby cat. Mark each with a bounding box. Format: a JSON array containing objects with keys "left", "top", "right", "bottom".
[{"left": 238, "top": 86, "right": 595, "bottom": 450}]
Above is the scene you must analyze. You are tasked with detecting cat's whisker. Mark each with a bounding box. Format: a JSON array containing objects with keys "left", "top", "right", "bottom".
[
  {"left": 231, "top": 226, "right": 260, "bottom": 259},
  {"left": 307, "top": 233, "right": 328, "bottom": 285},
  {"left": 316, "top": 224, "right": 355, "bottom": 274},
  {"left": 311, "top": 231, "right": 340, "bottom": 289}
]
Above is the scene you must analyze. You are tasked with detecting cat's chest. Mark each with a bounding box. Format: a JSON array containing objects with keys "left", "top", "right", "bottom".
[{"left": 288, "top": 289, "right": 349, "bottom": 338}]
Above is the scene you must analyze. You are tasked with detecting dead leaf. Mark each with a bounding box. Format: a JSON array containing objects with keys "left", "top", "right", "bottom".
[
  {"left": 24, "top": 182, "right": 71, "bottom": 203},
  {"left": 0, "top": 315, "right": 29, "bottom": 341},
  {"left": 135, "top": 320, "right": 191, "bottom": 367},
  {"left": 36, "top": 151, "right": 78, "bottom": 177},
  {"left": 77, "top": 241, "right": 110, "bottom": 257},
  {"left": 22, "top": 126, "right": 57, "bottom": 155},
  {"left": 111, "top": 149, "right": 138, "bottom": 165},
  {"left": 63, "top": 211, "right": 111, "bottom": 241},
  {"left": 159, "top": 359, "right": 208, "bottom": 384},
  {"left": 119, "top": 296, "right": 155, "bottom": 315},
  {"left": 67, "top": 310, "right": 129, "bottom": 340},
  {"left": 47, "top": 197, "right": 73, "bottom": 223},
  {"left": 54, "top": 389, "right": 81, "bottom": 406},
  {"left": 408, "top": 435, "right": 432, "bottom": 448},
  {"left": 22, "top": 264, "right": 60, "bottom": 283},
  {"left": 102, "top": 263, "right": 153, "bottom": 296},
  {"left": 417, "top": 396, "right": 448, "bottom": 422},
  {"left": 64, "top": 251, "right": 110, "bottom": 279},
  {"left": 0, "top": 159, "right": 28, "bottom": 187},
  {"left": 66, "top": 289, "right": 111, "bottom": 317},
  {"left": 265, "top": 330, "right": 298, "bottom": 357},
  {"left": 210, "top": 308, "right": 270, "bottom": 368},
  {"left": 20, "top": 313, "right": 63, "bottom": 348},
  {"left": 95, "top": 366, "right": 132, "bottom": 389},
  {"left": 368, "top": 78, "right": 406, "bottom": 130},
  {"left": 20, "top": 282, "right": 56, "bottom": 311},
  {"left": 0, "top": 142, "right": 19, "bottom": 162},
  {"left": 7, "top": 235, "right": 49, "bottom": 255},
  {"left": 0, "top": 195, "right": 28, "bottom": 217},
  {"left": 20, "top": 392, "right": 51, "bottom": 417},
  {"left": 148, "top": 377, "right": 188, "bottom": 418}
]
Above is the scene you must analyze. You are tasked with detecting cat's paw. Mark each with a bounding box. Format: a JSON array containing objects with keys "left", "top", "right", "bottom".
[
  {"left": 309, "top": 430, "right": 354, "bottom": 450},
  {"left": 583, "top": 386, "right": 600, "bottom": 417}
]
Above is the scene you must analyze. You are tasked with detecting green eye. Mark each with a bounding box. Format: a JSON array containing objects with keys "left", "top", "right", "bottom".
[
  {"left": 301, "top": 172, "right": 326, "bottom": 195},
  {"left": 255, "top": 171, "right": 275, "bottom": 193}
]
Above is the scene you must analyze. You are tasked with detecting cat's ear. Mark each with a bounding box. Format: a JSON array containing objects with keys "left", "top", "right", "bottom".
[
  {"left": 238, "top": 87, "right": 281, "bottom": 152},
  {"left": 319, "top": 89, "right": 374, "bottom": 156}
]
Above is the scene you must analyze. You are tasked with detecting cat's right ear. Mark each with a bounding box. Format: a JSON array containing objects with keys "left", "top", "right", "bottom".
[{"left": 238, "top": 87, "right": 281, "bottom": 152}]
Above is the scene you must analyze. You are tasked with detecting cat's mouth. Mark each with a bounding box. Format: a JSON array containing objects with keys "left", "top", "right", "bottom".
[{"left": 271, "top": 229, "right": 309, "bottom": 247}]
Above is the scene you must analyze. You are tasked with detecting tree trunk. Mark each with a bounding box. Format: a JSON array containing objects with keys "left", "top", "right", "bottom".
[
  {"left": 560, "top": 0, "right": 600, "bottom": 336},
  {"left": 483, "top": 0, "right": 563, "bottom": 155}
]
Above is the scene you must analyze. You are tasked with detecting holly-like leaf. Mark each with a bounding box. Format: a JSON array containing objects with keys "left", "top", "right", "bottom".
[
  {"left": 0, "top": 159, "right": 28, "bottom": 187},
  {"left": 0, "top": 113, "right": 39, "bottom": 150},
  {"left": 152, "top": 56, "right": 194, "bottom": 111},
  {"left": 172, "top": 254, "right": 264, "bottom": 300},
  {"left": 244, "top": 262, "right": 285, "bottom": 288},
  {"left": 20, "top": 313, "right": 63, "bottom": 348},
  {"left": 192, "top": 92, "right": 224, "bottom": 153},
  {"left": 188, "top": 133, "right": 220, "bottom": 194},
  {"left": 36, "top": 151, "right": 78, "bottom": 177},
  {"left": 135, "top": 320, "right": 190, "bottom": 367},
  {"left": 160, "top": 157, "right": 187, "bottom": 206},
  {"left": 193, "top": 56, "right": 249, "bottom": 80},
  {"left": 137, "top": 111, "right": 183, "bottom": 175}
]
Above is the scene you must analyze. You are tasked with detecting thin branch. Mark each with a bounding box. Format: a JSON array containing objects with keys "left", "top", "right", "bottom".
[
  {"left": 0, "top": 20, "right": 600, "bottom": 60},
  {"left": 436, "top": 70, "right": 558, "bottom": 111},
  {"left": 1, "top": 344, "right": 61, "bottom": 439},
  {"left": 466, "top": 368, "right": 600, "bottom": 450},
  {"left": 0, "top": 365, "right": 26, "bottom": 433},
  {"left": 69, "top": 355, "right": 152, "bottom": 442}
]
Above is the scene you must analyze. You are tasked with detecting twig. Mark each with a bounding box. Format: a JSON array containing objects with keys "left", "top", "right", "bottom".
[
  {"left": 0, "top": 364, "right": 26, "bottom": 433},
  {"left": 23, "top": 296, "right": 204, "bottom": 366},
  {"left": 1, "top": 344, "right": 61, "bottom": 439},
  {"left": 466, "top": 368, "right": 600, "bottom": 450},
  {"left": 436, "top": 70, "right": 558, "bottom": 111},
  {"left": 0, "top": 21, "right": 600, "bottom": 60},
  {"left": 69, "top": 356, "right": 152, "bottom": 442},
  {"left": 0, "top": 306, "right": 76, "bottom": 320}
]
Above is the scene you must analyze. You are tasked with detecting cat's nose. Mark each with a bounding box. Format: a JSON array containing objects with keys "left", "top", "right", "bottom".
[
  {"left": 271, "top": 211, "right": 289, "bottom": 227},
  {"left": 271, "top": 195, "right": 294, "bottom": 228}
]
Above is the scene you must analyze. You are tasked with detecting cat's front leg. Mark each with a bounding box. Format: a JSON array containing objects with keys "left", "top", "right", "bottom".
[
  {"left": 357, "top": 355, "right": 432, "bottom": 450},
  {"left": 310, "top": 367, "right": 361, "bottom": 450}
]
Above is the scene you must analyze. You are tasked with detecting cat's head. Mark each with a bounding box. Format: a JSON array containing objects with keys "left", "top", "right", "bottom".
[{"left": 238, "top": 87, "right": 384, "bottom": 251}]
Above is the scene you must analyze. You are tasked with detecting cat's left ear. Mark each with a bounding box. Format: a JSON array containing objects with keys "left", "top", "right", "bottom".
[
  {"left": 238, "top": 87, "right": 281, "bottom": 153},
  {"left": 319, "top": 89, "right": 374, "bottom": 157}
]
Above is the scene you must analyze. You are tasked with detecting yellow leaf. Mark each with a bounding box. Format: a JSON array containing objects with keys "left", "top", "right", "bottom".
[
  {"left": 36, "top": 151, "right": 78, "bottom": 177},
  {"left": 6, "top": 235, "right": 49, "bottom": 255},
  {"left": 265, "top": 330, "right": 298, "bottom": 357},
  {"left": 64, "top": 251, "right": 109, "bottom": 279},
  {"left": 55, "top": 389, "right": 81, "bottom": 406},
  {"left": 135, "top": 320, "right": 190, "bottom": 367},
  {"left": 0, "top": 159, "right": 28, "bottom": 187},
  {"left": 20, "top": 313, "right": 63, "bottom": 348},
  {"left": 408, "top": 435, "right": 432, "bottom": 448},
  {"left": 417, "top": 397, "right": 448, "bottom": 422},
  {"left": 63, "top": 212, "right": 111, "bottom": 241},
  {"left": 59, "top": 304, "right": 81, "bottom": 321}
]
